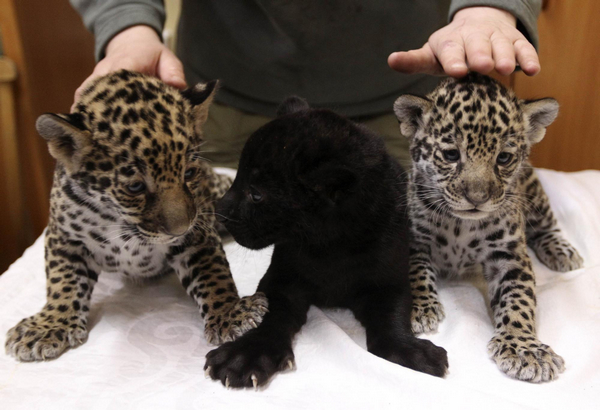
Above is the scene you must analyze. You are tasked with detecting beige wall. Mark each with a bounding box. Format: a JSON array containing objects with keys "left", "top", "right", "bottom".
[{"left": 164, "top": 0, "right": 182, "bottom": 51}]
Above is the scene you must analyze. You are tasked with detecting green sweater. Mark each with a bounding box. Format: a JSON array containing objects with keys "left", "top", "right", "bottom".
[{"left": 71, "top": 0, "right": 542, "bottom": 117}]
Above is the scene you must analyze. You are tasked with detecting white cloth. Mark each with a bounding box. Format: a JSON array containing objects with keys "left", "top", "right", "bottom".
[{"left": 1, "top": 169, "right": 599, "bottom": 410}]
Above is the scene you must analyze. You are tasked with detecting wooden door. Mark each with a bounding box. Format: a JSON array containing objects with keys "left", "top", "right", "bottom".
[
  {"left": 0, "top": 0, "right": 95, "bottom": 272},
  {"left": 514, "top": 0, "right": 600, "bottom": 171}
]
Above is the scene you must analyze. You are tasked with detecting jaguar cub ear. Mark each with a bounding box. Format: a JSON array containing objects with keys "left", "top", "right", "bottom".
[
  {"left": 522, "top": 98, "right": 559, "bottom": 144},
  {"left": 301, "top": 164, "right": 358, "bottom": 205},
  {"left": 182, "top": 80, "right": 219, "bottom": 133},
  {"left": 277, "top": 96, "right": 310, "bottom": 117},
  {"left": 36, "top": 113, "right": 92, "bottom": 173},
  {"left": 393, "top": 95, "right": 432, "bottom": 139}
]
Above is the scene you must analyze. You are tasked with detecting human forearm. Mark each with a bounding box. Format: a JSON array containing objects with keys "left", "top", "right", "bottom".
[
  {"left": 70, "top": 0, "right": 166, "bottom": 61},
  {"left": 449, "top": 0, "right": 543, "bottom": 48}
]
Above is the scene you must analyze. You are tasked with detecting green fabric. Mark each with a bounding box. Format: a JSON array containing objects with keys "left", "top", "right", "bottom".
[
  {"left": 70, "top": 0, "right": 541, "bottom": 116},
  {"left": 359, "top": 112, "right": 411, "bottom": 170},
  {"left": 70, "top": 0, "right": 165, "bottom": 61},
  {"left": 203, "top": 102, "right": 410, "bottom": 170},
  {"left": 202, "top": 102, "right": 273, "bottom": 169},
  {"left": 176, "top": 0, "right": 451, "bottom": 117}
]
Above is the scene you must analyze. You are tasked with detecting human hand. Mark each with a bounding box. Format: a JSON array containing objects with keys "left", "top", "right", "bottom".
[
  {"left": 388, "top": 7, "right": 540, "bottom": 78},
  {"left": 72, "top": 25, "right": 186, "bottom": 110}
]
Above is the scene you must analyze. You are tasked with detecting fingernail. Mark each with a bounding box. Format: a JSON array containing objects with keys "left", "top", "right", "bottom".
[
  {"left": 450, "top": 63, "right": 467, "bottom": 74},
  {"left": 389, "top": 52, "right": 403, "bottom": 62},
  {"left": 523, "top": 64, "right": 539, "bottom": 75},
  {"left": 170, "top": 76, "right": 186, "bottom": 87}
]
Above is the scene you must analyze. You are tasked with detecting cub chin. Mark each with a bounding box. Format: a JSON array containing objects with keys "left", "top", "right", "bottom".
[{"left": 204, "top": 96, "right": 448, "bottom": 389}]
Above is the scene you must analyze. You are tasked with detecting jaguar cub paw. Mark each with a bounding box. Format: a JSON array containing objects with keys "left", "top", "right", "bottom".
[
  {"left": 534, "top": 237, "right": 584, "bottom": 272},
  {"left": 411, "top": 300, "right": 445, "bottom": 334},
  {"left": 370, "top": 338, "right": 448, "bottom": 378},
  {"left": 5, "top": 313, "right": 88, "bottom": 361},
  {"left": 205, "top": 334, "right": 294, "bottom": 389},
  {"left": 205, "top": 292, "right": 269, "bottom": 345},
  {"left": 488, "top": 335, "right": 565, "bottom": 382}
]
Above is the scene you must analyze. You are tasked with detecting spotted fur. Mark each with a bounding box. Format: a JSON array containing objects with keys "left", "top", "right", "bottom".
[
  {"left": 5, "top": 70, "right": 268, "bottom": 362},
  {"left": 394, "top": 73, "right": 583, "bottom": 383}
]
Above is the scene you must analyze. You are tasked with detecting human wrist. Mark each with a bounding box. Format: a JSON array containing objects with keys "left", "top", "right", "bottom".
[
  {"left": 105, "top": 25, "right": 163, "bottom": 56},
  {"left": 453, "top": 6, "right": 517, "bottom": 26}
]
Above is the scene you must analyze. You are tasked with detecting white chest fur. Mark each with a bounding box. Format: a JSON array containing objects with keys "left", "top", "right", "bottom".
[
  {"left": 61, "top": 207, "right": 172, "bottom": 279},
  {"left": 426, "top": 215, "right": 518, "bottom": 277}
]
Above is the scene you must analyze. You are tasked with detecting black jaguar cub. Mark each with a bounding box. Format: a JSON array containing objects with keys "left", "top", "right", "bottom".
[{"left": 204, "top": 97, "right": 448, "bottom": 389}]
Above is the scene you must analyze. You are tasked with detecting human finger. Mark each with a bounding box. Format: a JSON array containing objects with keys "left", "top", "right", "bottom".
[
  {"left": 388, "top": 43, "right": 443, "bottom": 75},
  {"left": 157, "top": 48, "right": 187, "bottom": 89},
  {"left": 72, "top": 64, "right": 112, "bottom": 111},
  {"left": 463, "top": 32, "right": 494, "bottom": 74},
  {"left": 431, "top": 36, "right": 469, "bottom": 78},
  {"left": 514, "top": 38, "right": 540, "bottom": 76},
  {"left": 490, "top": 34, "right": 516, "bottom": 75}
]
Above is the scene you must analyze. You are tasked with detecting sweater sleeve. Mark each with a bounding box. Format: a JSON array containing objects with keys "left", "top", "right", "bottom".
[
  {"left": 448, "top": 0, "right": 543, "bottom": 48},
  {"left": 70, "top": 0, "right": 166, "bottom": 61}
]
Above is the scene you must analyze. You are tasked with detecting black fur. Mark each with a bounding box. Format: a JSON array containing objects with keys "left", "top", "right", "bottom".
[
  {"left": 205, "top": 98, "right": 448, "bottom": 388},
  {"left": 180, "top": 80, "right": 218, "bottom": 106}
]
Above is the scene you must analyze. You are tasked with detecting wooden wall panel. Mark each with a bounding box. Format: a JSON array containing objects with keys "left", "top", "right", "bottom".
[
  {"left": 0, "top": 57, "right": 24, "bottom": 273},
  {"left": 514, "top": 0, "right": 600, "bottom": 171},
  {"left": 0, "top": 0, "right": 95, "bottom": 271}
]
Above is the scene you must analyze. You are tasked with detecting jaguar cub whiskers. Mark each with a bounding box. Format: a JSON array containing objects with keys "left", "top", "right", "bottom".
[
  {"left": 5, "top": 70, "right": 267, "bottom": 362},
  {"left": 394, "top": 73, "right": 583, "bottom": 382}
]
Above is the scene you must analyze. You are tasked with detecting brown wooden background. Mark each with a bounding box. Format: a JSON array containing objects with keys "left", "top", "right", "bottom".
[
  {"left": 514, "top": 0, "right": 600, "bottom": 170},
  {"left": 0, "top": 0, "right": 95, "bottom": 272},
  {"left": 0, "top": 0, "right": 598, "bottom": 273}
]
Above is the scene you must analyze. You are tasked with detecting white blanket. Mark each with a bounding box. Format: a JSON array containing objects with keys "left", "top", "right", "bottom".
[{"left": 1, "top": 169, "right": 599, "bottom": 410}]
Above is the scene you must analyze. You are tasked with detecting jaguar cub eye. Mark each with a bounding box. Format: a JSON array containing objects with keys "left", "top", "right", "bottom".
[
  {"left": 497, "top": 152, "right": 513, "bottom": 165},
  {"left": 442, "top": 149, "right": 460, "bottom": 162},
  {"left": 126, "top": 181, "right": 146, "bottom": 195},
  {"left": 184, "top": 167, "right": 197, "bottom": 181},
  {"left": 248, "top": 186, "right": 263, "bottom": 203}
]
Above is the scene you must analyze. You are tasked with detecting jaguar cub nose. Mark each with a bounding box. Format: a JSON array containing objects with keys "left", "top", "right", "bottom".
[
  {"left": 463, "top": 185, "right": 491, "bottom": 206},
  {"left": 161, "top": 188, "right": 196, "bottom": 236},
  {"left": 164, "top": 220, "right": 190, "bottom": 236},
  {"left": 162, "top": 205, "right": 196, "bottom": 236},
  {"left": 465, "top": 191, "right": 490, "bottom": 206}
]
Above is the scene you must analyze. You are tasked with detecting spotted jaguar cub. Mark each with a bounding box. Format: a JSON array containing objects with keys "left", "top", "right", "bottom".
[
  {"left": 394, "top": 73, "right": 583, "bottom": 382},
  {"left": 5, "top": 70, "right": 267, "bottom": 362}
]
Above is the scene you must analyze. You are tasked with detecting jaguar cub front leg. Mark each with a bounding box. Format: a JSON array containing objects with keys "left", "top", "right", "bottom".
[
  {"left": 409, "top": 245, "right": 445, "bottom": 334},
  {"left": 171, "top": 231, "right": 268, "bottom": 345},
  {"left": 522, "top": 167, "right": 583, "bottom": 272},
  {"left": 485, "top": 241, "right": 564, "bottom": 382},
  {"left": 5, "top": 233, "right": 98, "bottom": 361}
]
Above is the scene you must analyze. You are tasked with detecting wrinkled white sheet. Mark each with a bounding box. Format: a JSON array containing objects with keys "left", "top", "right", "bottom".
[{"left": 1, "top": 169, "right": 599, "bottom": 410}]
